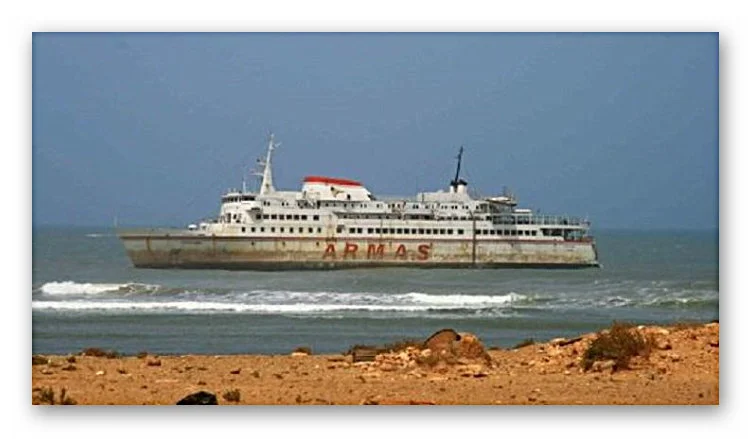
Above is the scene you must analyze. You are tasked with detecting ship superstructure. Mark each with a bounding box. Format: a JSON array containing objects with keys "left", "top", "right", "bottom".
[{"left": 119, "top": 135, "right": 598, "bottom": 269}]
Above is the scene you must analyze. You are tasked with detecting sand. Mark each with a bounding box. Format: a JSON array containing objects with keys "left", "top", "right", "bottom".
[{"left": 31, "top": 322, "right": 719, "bottom": 405}]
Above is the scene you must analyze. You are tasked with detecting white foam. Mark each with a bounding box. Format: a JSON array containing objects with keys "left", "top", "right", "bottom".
[
  {"left": 38, "top": 281, "right": 157, "bottom": 296},
  {"left": 31, "top": 300, "right": 475, "bottom": 313},
  {"left": 405, "top": 292, "right": 526, "bottom": 305}
]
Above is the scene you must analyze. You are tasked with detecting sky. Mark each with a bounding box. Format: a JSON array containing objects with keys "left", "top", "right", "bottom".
[{"left": 32, "top": 32, "right": 718, "bottom": 229}]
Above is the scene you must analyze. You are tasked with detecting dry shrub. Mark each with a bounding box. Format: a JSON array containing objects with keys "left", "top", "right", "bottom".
[
  {"left": 81, "top": 347, "right": 120, "bottom": 358},
  {"left": 32, "top": 355, "right": 48, "bottom": 366},
  {"left": 222, "top": 389, "right": 241, "bottom": 403},
  {"left": 582, "top": 322, "right": 654, "bottom": 371},
  {"left": 33, "top": 387, "right": 77, "bottom": 405},
  {"left": 34, "top": 387, "right": 55, "bottom": 405},
  {"left": 136, "top": 351, "right": 149, "bottom": 359}
]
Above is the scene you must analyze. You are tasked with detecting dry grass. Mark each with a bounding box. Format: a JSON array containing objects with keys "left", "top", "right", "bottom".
[
  {"left": 582, "top": 322, "right": 655, "bottom": 371},
  {"left": 222, "top": 389, "right": 241, "bottom": 403}
]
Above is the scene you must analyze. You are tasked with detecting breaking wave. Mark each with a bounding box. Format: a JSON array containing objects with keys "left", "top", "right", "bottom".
[
  {"left": 32, "top": 279, "right": 717, "bottom": 317},
  {"left": 38, "top": 281, "right": 159, "bottom": 296}
]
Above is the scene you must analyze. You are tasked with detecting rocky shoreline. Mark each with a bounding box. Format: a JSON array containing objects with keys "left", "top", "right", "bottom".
[{"left": 31, "top": 322, "right": 719, "bottom": 405}]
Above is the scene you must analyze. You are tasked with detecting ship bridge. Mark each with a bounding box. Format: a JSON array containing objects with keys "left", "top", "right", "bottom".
[{"left": 301, "top": 176, "right": 374, "bottom": 202}]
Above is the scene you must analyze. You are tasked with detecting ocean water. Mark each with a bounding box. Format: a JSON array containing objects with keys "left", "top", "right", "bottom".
[{"left": 32, "top": 227, "right": 719, "bottom": 355}]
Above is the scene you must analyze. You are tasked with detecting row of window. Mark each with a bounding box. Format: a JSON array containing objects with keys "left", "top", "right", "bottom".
[
  {"left": 241, "top": 226, "right": 324, "bottom": 234},
  {"left": 347, "top": 227, "right": 465, "bottom": 236},
  {"left": 260, "top": 214, "right": 321, "bottom": 221},
  {"left": 237, "top": 225, "right": 539, "bottom": 237},
  {"left": 343, "top": 227, "right": 538, "bottom": 237}
]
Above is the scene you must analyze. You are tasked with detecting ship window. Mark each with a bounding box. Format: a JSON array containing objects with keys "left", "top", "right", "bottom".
[
  {"left": 474, "top": 230, "right": 479, "bottom": 235},
  {"left": 242, "top": 227, "right": 246, "bottom": 233},
  {"left": 439, "top": 229, "right": 445, "bottom": 235},
  {"left": 458, "top": 229, "right": 464, "bottom": 235},
  {"left": 531, "top": 231, "right": 537, "bottom": 236},
  {"left": 294, "top": 215, "right": 299, "bottom": 220},
  {"left": 271, "top": 227, "right": 276, "bottom": 232},
  {"left": 426, "top": 229, "right": 431, "bottom": 235},
  {"left": 251, "top": 227, "right": 256, "bottom": 232},
  {"left": 281, "top": 227, "right": 285, "bottom": 233},
  {"left": 375, "top": 228, "right": 381, "bottom": 233},
  {"left": 411, "top": 228, "right": 417, "bottom": 234},
  {"left": 389, "top": 228, "right": 395, "bottom": 234},
  {"left": 261, "top": 227, "right": 265, "bottom": 232},
  {"left": 299, "top": 227, "right": 303, "bottom": 233},
  {"left": 367, "top": 228, "right": 373, "bottom": 234},
  {"left": 256, "top": 214, "right": 262, "bottom": 220},
  {"left": 348, "top": 228, "right": 355, "bottom": 234},
  {"left": 317, "top": 227, "right": 322, "bottom": 233},
  {"left": 419, "top": 228, "right": 424, "bottom": 234},
  {"left": 271, "top": 214, "right": 277, "bottom": 220},
  {"left": 357, "top": 228, "right": 363, "bottom": 234},
  {"left": 302, "top": 215, "right": 307, "bottom": 220},
  {"left": 263, "top": 214, "right": 269, "bottom": 219},
  {"left": 448, "top": 229, "right": 453, "bottom": 235},
  {"left": 313, "top": 215, "right": 320, "bottom": 221},
  {"left": 396, "top": 228, "right": 402, "bottom": 234}
]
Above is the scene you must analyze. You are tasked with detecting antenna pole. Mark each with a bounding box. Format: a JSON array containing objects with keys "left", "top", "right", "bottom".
[{"left": 452, "top": 146, "right": 464, "bottom": 185}]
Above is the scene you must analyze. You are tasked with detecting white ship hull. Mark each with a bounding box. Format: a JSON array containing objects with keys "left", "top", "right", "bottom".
[{"left": 119, "top": 230, "right": 599, "bottom": 269}]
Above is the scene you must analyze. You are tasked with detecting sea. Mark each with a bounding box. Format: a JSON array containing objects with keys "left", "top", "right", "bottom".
[{"left": 31, "top": 227, "right": 719, "bottom": 355}]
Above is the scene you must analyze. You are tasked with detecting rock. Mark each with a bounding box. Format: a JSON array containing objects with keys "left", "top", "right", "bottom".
[
  {"left": 147, "top": 359, "right": 162, "bottom": 367},
  {"left": 591, "top": 360, "right": 616, "bottom": 373},
  {"left": 95, "top": 370, "right": 106, "bottom": 376},
  {"left": 290, "top": 352, "right": 309, "bottom": 357},
  {"left": 549, "top": 337, "right": 567, "bottom": 346},
  {"left": 423, "top": 328, "right": 461, "bottom": 353},
  {"left": 656, "top": 362, "right": 669, "bottom": 374},
  {"left": 176, "top": 391, "right": 218, "bottom": 405},
  {"left": 230, "top": 368, "right": 241, "bottom": 374},
  {"left": 657, "top": 340, "right": 672, "bottom": 350},
  {"left": 379, "top": 363, "right": 397, "bottom": 372},
  {"left": 62, "top": 364, "right": 77, "bottom": 371}
]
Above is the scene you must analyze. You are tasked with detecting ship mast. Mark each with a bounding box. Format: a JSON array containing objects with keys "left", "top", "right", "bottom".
[
  {"left": 450, "top": 145, "right": 465, "bottom": 190},
  {"left": 259, "top": 134, "right": 279, "bottom": 195}
]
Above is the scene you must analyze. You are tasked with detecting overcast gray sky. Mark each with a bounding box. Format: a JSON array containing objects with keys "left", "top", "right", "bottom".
[{"left": 32, "top": 32, "right": 718, "bottom": 229}]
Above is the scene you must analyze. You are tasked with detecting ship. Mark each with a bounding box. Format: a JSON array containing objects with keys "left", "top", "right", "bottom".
[{"left": 118, "top": 135, "right": 599, "bottom": 269}]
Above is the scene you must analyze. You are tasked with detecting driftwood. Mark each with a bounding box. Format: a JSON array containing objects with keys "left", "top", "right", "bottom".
[
  {"left": 556, "top": 336, "right": 584, "bottom": 347},
  {"left": 351, "top": 347, "right": 379, "bottom": 363}
]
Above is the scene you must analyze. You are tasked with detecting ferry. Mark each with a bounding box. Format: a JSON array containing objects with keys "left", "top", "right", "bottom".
[{"left": 118, "top": 135, "right": 599, "bottom": 269}]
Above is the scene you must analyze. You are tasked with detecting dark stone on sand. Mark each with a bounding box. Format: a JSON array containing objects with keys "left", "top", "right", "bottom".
[{"left": 176, "top": 391, "right": 218, "bottom": 405}]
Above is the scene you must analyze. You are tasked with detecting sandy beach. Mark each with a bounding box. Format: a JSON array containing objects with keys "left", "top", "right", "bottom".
[{"left": 31, "top": 322, "right": 719, "bottom": 405}]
